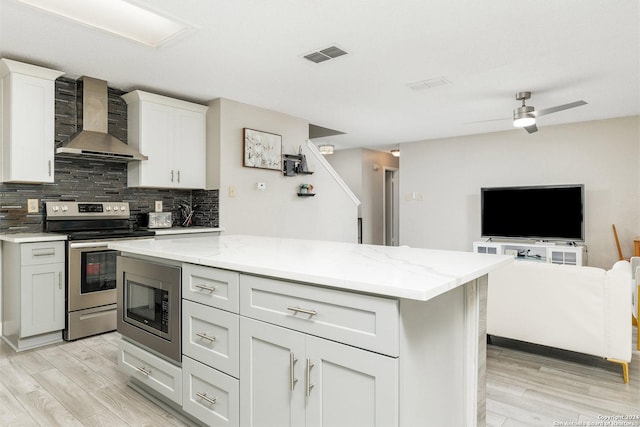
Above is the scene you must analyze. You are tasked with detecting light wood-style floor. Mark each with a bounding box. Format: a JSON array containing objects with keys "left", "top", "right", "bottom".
[{"left": 1, "top": 328, "right": 638, "bottom": 426}]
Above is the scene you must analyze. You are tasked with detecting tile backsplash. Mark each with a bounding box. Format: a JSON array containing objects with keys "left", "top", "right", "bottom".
[{"left": 0, "top": 77, "right": 218, "bottom": 233}]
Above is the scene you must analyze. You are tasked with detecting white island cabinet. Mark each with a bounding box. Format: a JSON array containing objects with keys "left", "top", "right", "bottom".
[
  {"left": 110, "top": 235, "right": 512, "bottom": 427},
  {"left": 0, "top": 59, "right": 64, "bottom": 183},
  {"left": 122, "top": 90, "right": 208, "bottom": 189}
]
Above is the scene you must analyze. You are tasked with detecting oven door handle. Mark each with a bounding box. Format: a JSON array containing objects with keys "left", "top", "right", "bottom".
[{"left": 68, "top": 241, "right": 114, "bottom": 249}]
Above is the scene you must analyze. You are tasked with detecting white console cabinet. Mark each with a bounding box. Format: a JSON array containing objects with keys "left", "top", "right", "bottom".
[{"left": 473, "top": 241, "right": 586, "bottom": 266}]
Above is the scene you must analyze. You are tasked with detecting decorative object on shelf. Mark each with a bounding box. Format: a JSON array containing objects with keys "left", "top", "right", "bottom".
[
  {"left": 318, "top": 144, "right": 334, "bottom": 155},
  {"left": 283, "top": 146, "right": 314, "bottom": 176},
  {"left": 243, "top": 128, "right": 282, "bottom": 171},
  {"left": 298, "top": 183, "right": 315, "bottom": 196}
]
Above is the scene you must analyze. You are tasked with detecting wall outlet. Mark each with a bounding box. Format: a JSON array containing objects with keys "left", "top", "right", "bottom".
[
  {"left": 27, "top": 199, "right": 39, "bottom": 213},
  {"left": 155, "top": 201, "right": 163, "bottom": 212}
]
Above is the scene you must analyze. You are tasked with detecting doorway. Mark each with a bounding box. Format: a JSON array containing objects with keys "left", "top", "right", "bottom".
[{"left": 383, "top": 167, "right": 399, "bottom": 246}]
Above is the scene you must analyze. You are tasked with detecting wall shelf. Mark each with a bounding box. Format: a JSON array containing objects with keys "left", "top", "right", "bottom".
[{"left": 297, "top": 193, "right": 316, "bottom": 197}]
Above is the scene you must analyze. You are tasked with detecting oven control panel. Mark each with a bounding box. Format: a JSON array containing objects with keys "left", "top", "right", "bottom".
[{"left": 46, "top": 201, "right": 130, "bottom": 219}]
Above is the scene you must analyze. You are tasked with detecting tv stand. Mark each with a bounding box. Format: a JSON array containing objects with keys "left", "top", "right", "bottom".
[{"left": 473, "top": 241, "right": 586, "bottom": 266}]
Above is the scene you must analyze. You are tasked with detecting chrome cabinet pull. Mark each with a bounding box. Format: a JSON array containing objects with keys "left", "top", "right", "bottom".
[
  {"left": 195, "top": 332, "right": 216, "bottom": 342},
  {"left": 306, "top": 359, "right": 315, "bottom": 397},
  {"left": 195, "top": 284, "right": 216, "bottom": 292},
  {"left": 171, "top": 170, "right": 174, "bottom": 182},
  {"left": 287, "top": 306, "right": 317, "bottom": 317},
  {"left": 136, "top": 366, "right": 151, "bottom": 376},
  {"left": 48, "top": 160, "right": 52, "bottom": 177},
  {"left": 177, "top": 170, "right": 180, "bottom": 183},
  {"left": 290, "top": 352, "right": 299, "bottom": 391},
  {"left": 59, "top": 272, "right": 62, "bottom": 290},
  {"left": 196, "top": 391, "right": 217, "bottom": 406},
  {"left": 33, "top": 249, "right": 55, "bottom": 257}
]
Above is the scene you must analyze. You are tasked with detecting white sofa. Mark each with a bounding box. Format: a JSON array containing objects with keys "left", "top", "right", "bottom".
[{"left": 487, "top": 260, "right": 632, "bottom": 383}]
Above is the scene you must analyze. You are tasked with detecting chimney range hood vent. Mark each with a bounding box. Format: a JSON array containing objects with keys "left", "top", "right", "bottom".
[{"left": 56, "top": 77, "right": 148, "bottom": 162}]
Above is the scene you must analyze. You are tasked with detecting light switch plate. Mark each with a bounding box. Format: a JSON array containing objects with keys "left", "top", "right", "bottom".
[
  {"left": 27, "top": 199, "right": 39, "bottom": 213},
  {"left": 155, "top": 201, "right": 163, "bottom": 212}
]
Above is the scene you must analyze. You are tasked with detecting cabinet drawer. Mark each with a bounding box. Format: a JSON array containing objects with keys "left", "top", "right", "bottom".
[
  {"left": 20, "top": 242, "right": 65, "bottom": 266},
  {"left": 118, "top": 339, "right": 182, "bottom": 405},
  {"left": 182, "top": 300, "right": 239, "bottom": 378},
  {"left": 183, "top": 356, "right": 239, "bottom": 427},
  {"left": 183, "top": 264, "right": 239, "bottom": 312},
  {"left": 240, "top": 275, "right": 399, "bottom": 357}
]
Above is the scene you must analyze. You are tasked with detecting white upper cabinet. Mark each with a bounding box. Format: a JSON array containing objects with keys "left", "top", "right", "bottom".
[
  {"left": 0, "top": 59, "right": 63, "bottom": 183},
  {"left": 123, "top": 90, "right": 208, "bottom": 189}
]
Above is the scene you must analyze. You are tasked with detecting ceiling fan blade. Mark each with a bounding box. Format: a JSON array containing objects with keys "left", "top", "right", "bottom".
[
  {"left": 524, "top": 123, "right": 538, "bottom": 134},
  {"left": 534, "top": 100, "right": 587, "bottom": 117},
  {"left": 466, "top": 117, "right": 510, "bottom": 124}
]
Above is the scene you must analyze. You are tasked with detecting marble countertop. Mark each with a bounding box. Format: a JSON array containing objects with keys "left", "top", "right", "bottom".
[
  {"left": 0, "top": 232, "right": 68, "bottom": 243},
  {"left": 108, "top": 235, "right": 512, "bottom": 301}
]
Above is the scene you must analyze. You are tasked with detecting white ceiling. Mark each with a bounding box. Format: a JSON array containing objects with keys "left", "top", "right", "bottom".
[{"left": 1, "top": 0, "right": 639, "bottom": 151}]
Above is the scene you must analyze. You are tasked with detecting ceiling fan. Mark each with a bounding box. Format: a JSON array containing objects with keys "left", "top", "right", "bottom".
[{"left": 512, "top": 91, "right": 587, "bottom": 134}]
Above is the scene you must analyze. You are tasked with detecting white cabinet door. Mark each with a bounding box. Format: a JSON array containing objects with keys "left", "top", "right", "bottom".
[
  {"left": 172, "top": 107, "right": 205, "bottom": 189},
  {"left": 305, "top": 335, "right": 398, "bottom": 427},
  {"left": 240, "top": 317, "right": 399, "bottom": 427},
  {"left": 1, "top": 61, "right": 62, "bottom": 183},
  {"left": 124, "top": 90, "right": 207, "bottom": 189},
  {"left": 138, "top": 101, "right": 174, "bottom": 187},
  {"left": 240, "top": 317, "right": 305, "bottom": 427},
  {"left": 20, "top": 263, "right": 65, "bottom": 337}
]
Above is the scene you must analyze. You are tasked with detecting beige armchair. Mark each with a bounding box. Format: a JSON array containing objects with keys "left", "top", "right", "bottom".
[{"left": 631, "top": 257, "right": 640, "bottom": 350}]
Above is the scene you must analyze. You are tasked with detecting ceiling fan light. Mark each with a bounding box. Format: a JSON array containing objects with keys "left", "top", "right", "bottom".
[
  {"left": 318, "top": 144, "right": 334, "bottom": 155},
  {"left": 513, "top": 115, "right": 536, "bottom": 128}
]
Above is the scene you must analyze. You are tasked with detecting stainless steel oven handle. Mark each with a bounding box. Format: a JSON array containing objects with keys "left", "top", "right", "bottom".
[{"left": 68, "top": 242, "right": 112, "bottom": 249}]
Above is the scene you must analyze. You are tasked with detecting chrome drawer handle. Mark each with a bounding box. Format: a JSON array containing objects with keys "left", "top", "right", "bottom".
[
  {"left": 196, "top": 392, "right": 217, "bottom": 406},
  {"left": 195, "top": 284, "right": 216, "bottom": 293},
  {"left": 195, "top": 332, "right": 216, "bottom": 342},
  {"left": 287, "top": 306, "right": 317, "bottom": 317},
  {"left": 136, "top": 366, "right": 152, "bottom": 376}
]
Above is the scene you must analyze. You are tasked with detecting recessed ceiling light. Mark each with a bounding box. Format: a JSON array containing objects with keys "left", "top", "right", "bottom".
[
  {"left": 407, "top": 77, "right": 451, "bottom": 91},
  {"left": 16, "top": 0, "right": 193, "bottom": 47}
]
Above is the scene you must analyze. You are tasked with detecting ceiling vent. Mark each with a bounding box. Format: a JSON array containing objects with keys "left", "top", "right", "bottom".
[
  {"left": 303, "top": 45, "right": 348, "bottom": 64},
  {"left": 407, "top": 77, "right": 451, "bottom": 91}
]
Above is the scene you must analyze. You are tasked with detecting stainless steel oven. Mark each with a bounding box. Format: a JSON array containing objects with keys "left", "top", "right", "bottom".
[
  {"left": 45, "top": 201, "right": 155, "bottom": 341},
  {"left": 117, "top": 256, "right": 182, "bottom": 363}
]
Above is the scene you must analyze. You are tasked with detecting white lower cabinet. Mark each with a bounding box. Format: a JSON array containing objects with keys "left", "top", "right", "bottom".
[
  {"left": 1, "top": 241, "right": 65, "bottom": 351},
  {"left": 239, "top": 316, "right": 398, "bottom": 427},
  {"left": 118, "top": 339, "right": 183, "bottom": 405},
  {"left": 182, "top": 356, "right": 239, "bottom": 426}
]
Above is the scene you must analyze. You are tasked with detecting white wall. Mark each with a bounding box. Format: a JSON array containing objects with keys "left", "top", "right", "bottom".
[
  {"left": 399, "top": 116, "right": 640, "bottom": 269},
  {"left": 328, "top": 148, "right": 399, "bottom": 244},
  {"left": 208, "top": 98, "right": 358, "bottom": 243}
]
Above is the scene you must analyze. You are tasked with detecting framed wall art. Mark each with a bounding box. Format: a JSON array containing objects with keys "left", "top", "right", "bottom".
[{"left": 243, "top": 128, "right": 282, "bottom": 171}]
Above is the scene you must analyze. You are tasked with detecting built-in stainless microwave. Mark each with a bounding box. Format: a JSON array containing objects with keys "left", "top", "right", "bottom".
[{"left": 116, "top": 256, "right": 181, "bottom": 363}]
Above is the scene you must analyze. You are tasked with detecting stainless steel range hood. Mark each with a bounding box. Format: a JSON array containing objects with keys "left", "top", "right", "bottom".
[{"left": 56, "top": 77, "right": 148, "bottom": 161}]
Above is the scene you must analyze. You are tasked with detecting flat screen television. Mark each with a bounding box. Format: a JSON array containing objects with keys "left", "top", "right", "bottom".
[{"left": 481, "top": 184, "right": 584, "bottom": 241}]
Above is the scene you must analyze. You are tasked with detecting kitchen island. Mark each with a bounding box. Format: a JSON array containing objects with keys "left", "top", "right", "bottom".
[{"left": 109, "top": 235, "right": 512, "bottom": 427}]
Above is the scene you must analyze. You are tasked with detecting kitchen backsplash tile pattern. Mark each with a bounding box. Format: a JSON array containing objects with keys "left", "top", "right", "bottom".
[{"left": 0, "top": 77, "right": 218, "bottom": 233}]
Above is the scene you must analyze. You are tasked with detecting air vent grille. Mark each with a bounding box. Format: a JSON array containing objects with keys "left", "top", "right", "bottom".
[{"left": 304, "top": 45, "right": 348, "bottom": 64}]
